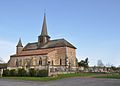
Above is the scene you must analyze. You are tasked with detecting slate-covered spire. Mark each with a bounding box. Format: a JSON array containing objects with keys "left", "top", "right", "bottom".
[
  {"left": 41, "top": 13, "right": 49, "bottom": 36},
  {"left": 16, "top": 38, "right": 23, "bottom": 54},
  {"left": 16, "top": 38, "right": 23, "bottom": 47},
  {"left": 38, "top": 13, "right": 50, "bottom": 47}
]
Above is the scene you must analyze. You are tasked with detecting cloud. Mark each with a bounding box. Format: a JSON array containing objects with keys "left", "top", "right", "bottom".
[{"left": 0, "top": 39, "right": 16, "bottom": 62}]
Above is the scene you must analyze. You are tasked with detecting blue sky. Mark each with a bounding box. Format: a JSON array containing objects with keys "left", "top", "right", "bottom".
[{"left": 0, "top": 0, "right": 120, "bottom": 66}]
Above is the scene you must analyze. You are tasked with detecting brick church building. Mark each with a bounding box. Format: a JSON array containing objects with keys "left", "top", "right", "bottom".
[{"left": 8, "top": 14, "right": 77, "bottom": 71}]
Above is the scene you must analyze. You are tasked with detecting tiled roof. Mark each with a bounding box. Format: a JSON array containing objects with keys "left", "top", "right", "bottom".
[
  {"left": 11, "top": 48, "right": 54, "bottom": 57},
  {"left": 23, "top": 39, "right": 76, "bottom": 51}
]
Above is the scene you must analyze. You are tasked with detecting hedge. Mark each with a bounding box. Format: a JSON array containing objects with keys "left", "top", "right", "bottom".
[
  {"left": 2, "top": 68, "right": 48, "bottom": 77},
  {"left": 18, "top": 68, "right": 27, "bottom": 77},
  {"left": 29, "top": 68, "right": 36, "bottom": 77},
  {"left": 2, "top": 69, "right": 10, "bottom": 77},
  {"left": 36, "top": 69, "right": 48, "bottom": 77}
]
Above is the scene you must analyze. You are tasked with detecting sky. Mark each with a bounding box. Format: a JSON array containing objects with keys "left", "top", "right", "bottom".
[{"left": 0, "top": 0, "right": 120, "bottom": 66}]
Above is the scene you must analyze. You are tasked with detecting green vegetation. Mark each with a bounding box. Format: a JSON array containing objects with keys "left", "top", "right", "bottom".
[
  {"left": 29, "top": 68, "right": 36, "bottom": 77},
  {"left": 58, "top": 72, "right": 96, "bottom": 78},
  {"left": 2, "top": 69, "right": 9, "bottom": 77},
  {"left": 18, "top": 68, "right": 27, "bottom": 77},
  {"left": 2, "top": 73, "right": 101, "bottom": 81},
  {"left": 3, "top": 70, "right": 120, "bottom": 81},
  {"left": 78, "top": 58, "right": 89, "bottom": 68},
  {"left": 9, "top": 69, "right": 16, "bottom": 76},
  {"left": 2, "top": 77, "right": 57, "bottom": 81},
  {"left": 36, "top": 69, "right": 48, "bottom": 77},
  {"left": 95, "top": 73, "right": 120, "bottom": 79},
  {"left": 2, "top": 68, "right": 48, "bottom": 77}
]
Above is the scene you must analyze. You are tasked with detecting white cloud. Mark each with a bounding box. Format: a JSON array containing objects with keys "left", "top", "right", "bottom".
[{"left": 0, "top": 40, "right": 15, "bottom": 62}]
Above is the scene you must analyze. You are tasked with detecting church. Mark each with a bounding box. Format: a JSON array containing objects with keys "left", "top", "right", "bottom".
[{"left": 8, "top": 14, "right": 77, "bottom": 71}]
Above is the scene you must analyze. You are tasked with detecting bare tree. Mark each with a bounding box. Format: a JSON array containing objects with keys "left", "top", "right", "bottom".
[
  {"left": 97, "top": 60, "right": 104, "bottom": 67},
  {"left": 106, "top": 63, "right": 112, "bottom": 67}
]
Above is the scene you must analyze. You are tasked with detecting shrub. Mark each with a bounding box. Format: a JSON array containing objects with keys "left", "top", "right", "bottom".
[
  {"left": 36, "top": 69, "right": 48, "bottom": 77},
  {"left": 3, "top": 68, "right": 48, "bottom": 77},
  {"left": 9, "top": 69, "right": 16, "bottom": 76},
  {"left": 29, "top": 68, "right": 36, "bottom": 77},
  {"left": 17, "top": 68, "right": 27, "bottom": 77},
  {"left": 2, "top": 69, "right": 10, "bottom": 77}
]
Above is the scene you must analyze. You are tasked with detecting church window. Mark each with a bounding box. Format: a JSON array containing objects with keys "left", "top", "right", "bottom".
[
  {"left": 60, "top": 59, "right": 62, "bottom": 65},
  {"left": 39, "top": 58, "right": 42, "bottom": 65},
  {"left": 16, "top": 59, "right": 19, "bottom": 67}
]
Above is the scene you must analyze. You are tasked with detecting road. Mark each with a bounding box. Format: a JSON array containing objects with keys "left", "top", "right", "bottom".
[{"left": 0, "top": 77, "right": 120, "bottom": 86}]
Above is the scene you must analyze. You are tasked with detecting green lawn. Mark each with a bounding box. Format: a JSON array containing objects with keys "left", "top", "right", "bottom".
[
  {"left": 95, "top": 73, "right": 120, "bottom": 79},
  {"left": 1, "top": 73, "right": 100, "bottom": 81},
  {"left": 3, "top": 72, "right": 116, "bottom": 81},
  {"left": 2, "top": 77, "right": 58, "bottom": 81}
]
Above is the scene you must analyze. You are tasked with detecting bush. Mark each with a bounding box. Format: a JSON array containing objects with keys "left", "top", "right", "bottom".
[
  {"left": 29, "top": 68, "right": 36, "bottom": 77},
  {"left": 2, "top": 69, "right": 10, "bottom": 77},
  {"left": 36, "top": 69, "right": 48, "bottom": 77},
  {"left": 9, "top": 69, "right": 16, "bottom": 76},
  {"left": 3, "top": 68, "right": 48, "bottom": 77},
  {"left": 17, "top": 68, "right": 27, "bottom": 77}
]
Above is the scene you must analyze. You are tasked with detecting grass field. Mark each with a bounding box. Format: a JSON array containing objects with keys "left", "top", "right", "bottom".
[
  {"left": 2, "top": 73, "right": 120, "bottom": 81},
  {"left": 1, "top": 73, "right": 100, "bottom": 81},
  {"left": 95, "top": 73, "right": 120, "bottom": 79}
]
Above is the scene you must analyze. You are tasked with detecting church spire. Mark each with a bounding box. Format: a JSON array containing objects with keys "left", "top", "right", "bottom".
[
  {"left": 16, "top": 38, "right": 23, "bottom": 54},
  {"left": 38, "top": 13, "right": 50, "bottom": 47},
  {"left": 16, "top": 38, "right": 23, "bottom": 47},
  {"left": 41, "top": 13, "right": 48, "bottom": 36}
]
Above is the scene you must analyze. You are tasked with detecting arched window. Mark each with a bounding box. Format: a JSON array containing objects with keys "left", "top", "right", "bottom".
[
  {"left": 16, "top": 59, "right": 19, "bottom": 67},
  {"left": 39, "top": 58, "right": 42, "bottom": 65},
  {"left": 60, "top": 59, "right": 62, "bottom": 65}
]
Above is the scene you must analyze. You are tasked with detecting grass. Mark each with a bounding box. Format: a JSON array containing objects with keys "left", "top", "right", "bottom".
[
  {"left": 95, "top": 73, "right": 120, "bottom": 79},
  {"left": 2, "top": 76, "right": 58, "bottom": 81},
  {"left": 1, "top": 73, "right": 100, "bottom": 81},
  {"left": 58, "top": 72, "right": 98, "bottom": 78},
  {"left": 3, "top": 72, "right": 117, "bottom": 81}
]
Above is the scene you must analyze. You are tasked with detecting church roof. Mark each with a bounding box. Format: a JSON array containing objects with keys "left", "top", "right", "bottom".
[
  {"left": 11, "top": 48, "right": 54, "bottom": 57},
  {"left": 23, "top": 39, "right": 76, "bottom": 51},
  {"left": 12, "top": 14, "right": 76, "bottom": 57}
]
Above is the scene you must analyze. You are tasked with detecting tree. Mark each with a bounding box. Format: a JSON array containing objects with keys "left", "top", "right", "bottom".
[
  {"left": 106, "top": 63, "right": 112, "bottom": 67},
  {"left": 111, "top": 66, "right": 117, "bottom": 71},
  {"left": 85, "top": 58, "right": 89, "bottom": 67},
  {"left": 97, "top": 60, "right": 104, "bottom": 67},
  {"left": 78, "top": 58, "right": 89, "bottom": 68}
]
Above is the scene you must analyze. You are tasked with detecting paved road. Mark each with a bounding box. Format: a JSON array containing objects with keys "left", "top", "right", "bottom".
[{"left": 0, "top": 77, "right": 120, "bottom": 86}]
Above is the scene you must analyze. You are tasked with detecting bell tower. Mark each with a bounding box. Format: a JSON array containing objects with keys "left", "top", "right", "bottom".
[
  {"left": 38, "top": 13, "right": 50, "bottom": 47},
  {"left": 16, "top": 38, "right": 23, "bottom": 54}
]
